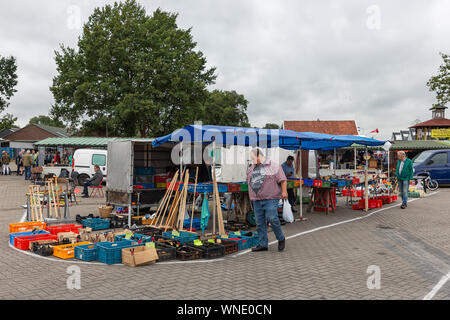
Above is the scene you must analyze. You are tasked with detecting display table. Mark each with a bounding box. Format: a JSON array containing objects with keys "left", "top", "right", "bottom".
[{"left": 307, "top": 186, "right": 336, "bottom": 215}]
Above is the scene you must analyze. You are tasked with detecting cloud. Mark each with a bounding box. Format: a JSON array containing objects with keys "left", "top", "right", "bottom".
[{"left": 0, "top": 0, "right": 449, "bottom": 139}]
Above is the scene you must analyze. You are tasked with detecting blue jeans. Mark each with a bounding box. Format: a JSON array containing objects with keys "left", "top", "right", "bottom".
[
  {"left": 24, "top": 166, "right": 31, "bottom": 179},
  {"left": 83, "top": 181, "right": 92, "bottom": 195},
  {"left": 398, "top": 180, "right": 409, "bottom": 205},
  {"left": 253, "top": 199, "right": 285, "bottom": 248}
]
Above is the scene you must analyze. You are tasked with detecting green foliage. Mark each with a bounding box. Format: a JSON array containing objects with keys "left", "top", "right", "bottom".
[
  {"left": 263, "top": 123, "right": 280, "bottom": 129},
  {"left": 0, "top": 113, "right": 18, "bottom": 131},
  {"left": 427, "top": 53, "right": 450, "bottom": 109},
  {"left": 201, "top": 90, "right": 250, "bottom": 127},
  {"left": 29, "top": 115, "right": 65, "bottom": 128},
  {"left": 0, "top": 55, "right": 18, "bottom": 113},
  {"left": 50, "top": 0, "right": 217, "bottom": 137}
]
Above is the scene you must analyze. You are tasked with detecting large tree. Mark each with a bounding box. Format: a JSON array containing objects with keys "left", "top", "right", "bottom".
[
  {"left": 427, "top": 52, "right": 450, "bottom": 108},
  {"left": 0, "top": 55, "right": 18, "bottom": 113},
  {"left": 201, "top": 90, "right": 250, "bottom": 127},
  {"left": 29, "top": 115, "right": 65, "bottom": 128},
  {"left": 50, "top": 0, "right": 216, "bottom": 137},
  {"left": 0, "top": 113, "right": 18, "bottom": 131},
  {"left": 263, "top": 123, "right": 280, "bottom": 129}
]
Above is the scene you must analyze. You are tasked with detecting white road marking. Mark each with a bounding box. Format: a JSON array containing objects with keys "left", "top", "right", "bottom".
[
  {"left": 423, "top": 271, "right": 450, "bottom": 300},
  {"left": 10, "top": 192, "right": 440, "bottom": 267}
]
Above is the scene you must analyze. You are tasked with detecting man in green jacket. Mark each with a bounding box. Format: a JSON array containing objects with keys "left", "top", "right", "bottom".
[
  {"left": 395, "top": 151, "right": 414, "bottom": 209},
  {"left": 22, "top": 150, "right": 33, "bottom": 180}
]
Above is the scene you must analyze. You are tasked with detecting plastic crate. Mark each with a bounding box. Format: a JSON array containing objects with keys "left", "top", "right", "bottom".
[
  {"left": 9, "top": 221, "right": 46, "bottom": 234},
  {"left": 74, "top": 242, "right": 109, "bottom": 261},
  {"left": 352, "top": 199, "right": 382, "bottom": 210},
  {"left": 217, "top": 239, "right": 239, "bottom": 255},
  {"left": 185, "top": 241, "right": 225, "bottom": 259},
  {"left": 9, "top": 230, "right": 49, "bottom": 245},
  {"left": 313, "top": 180, "right": 323, "bottom": 187},
  {"left": 321, "top": 181, "right": 331, "bottom": 188},
  {"left": 75, "top": 214, "right": 99, "bottom": 224},
  {"left": 155, "top": 242, "right": 177, "bottom": 262},
  {"left": 302, "top": 179, "right": 314, "bottom": 186},
  {"left": 31, "top": 241, "right": 59, "bottom": 256},
  {"left": 176, "top": 245, "right": 203, "bottom": 261},
  {"left": 45, "top": 224, "right": 82, "bottom": 235},
  {"left": 136, "top": 183, "right": 155, "bottom": 189},
  {"left": 229, "top": 231, "right": 259, "bottom": 247},
  {"left": 81, "top": 218, "right": 111, "bottom": 231},
  {"left": 216, "top": 234, "right": 252, "bottom": 250},
  {"left": 162, "top": 231, "right": 200, "bottom": 244},
  {"left": 14, "top": 234, "right": 58, "bottom": 250},
  {"left": 227, "top": 184, "right": 241, "bottom": 192},
  {"left": 224, "top": 221, "right": 249, "bottom": 232},
  {"left": 115, "top": 233, "right": 152, "bottom": 244},
  {"left": 97, "top": 241, "right": 141, "bottom": 265},
  {"left": 154, "top": 174, "right": 171, "bottom": 183},
  {"left": 352, "top": 178, "right": 360, "bottom": 185},
  {"left": 287, "top": 180, "right": 295, "bottom": 189},
  {"left": 183, "top": 218, "right": 201, "bottom": 230},
  {"left": 53, "top": 242, "right": 91, "bottom": 259},
  {"left": 135, "top": 167, "right": 154, "bottom": 175},
  {"left": 239, "top": 183, "right": 249, "bottom": 192},
  {"left": 156, "top": 182, "right": 167, "bottom": 188}
]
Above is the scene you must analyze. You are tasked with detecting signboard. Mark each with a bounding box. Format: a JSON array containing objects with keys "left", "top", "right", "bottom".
[{"left": 431, "top": 128, "right": 450, "bottom": 139}]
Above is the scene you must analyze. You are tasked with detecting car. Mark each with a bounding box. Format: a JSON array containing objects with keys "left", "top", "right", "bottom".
[{"left": 413, "top": 149, "right": 450, "bottom": 184}]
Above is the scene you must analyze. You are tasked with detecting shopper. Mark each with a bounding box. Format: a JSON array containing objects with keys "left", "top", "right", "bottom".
[
  {"left": 395, "top": 151, "right": 413, "bottom": 209},
  {"left": 1, "top": 151, "right": 11, "bottom": 175},
  {"left": 247, "top": 148, "right": 287, "bottom": 252},
  {"left": 22, "top": 150, "right": 33, "bottom": 180},
  {"left": 53, "top": 151, "right": 61, "bottom": 165},
  {"left": 32, "top": 150, "right": 39, "bottom": 167},
  {"left": 16, "top": 150, "right": 24, "bottom": 176},
  {"left": 81, "top": 165, "right": 103, "bottom": 198},
  {"left": 281, "top": 155, "right": 296, "bottom": 211}
]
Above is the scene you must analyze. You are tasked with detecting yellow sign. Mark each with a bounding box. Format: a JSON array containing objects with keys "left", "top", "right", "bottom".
[{"left": 431, "top": 128, "right": 450, "bottom": 138}]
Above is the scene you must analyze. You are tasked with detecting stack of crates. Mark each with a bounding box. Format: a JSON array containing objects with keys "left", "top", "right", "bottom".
[
  {"left": 97, "top": 240, "right": 141, "bottom": 264},
  {"left": 81, "top": 218, "right": 110, "bottom": 231}
]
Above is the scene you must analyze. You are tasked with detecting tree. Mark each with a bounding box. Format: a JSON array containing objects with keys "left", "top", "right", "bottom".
[
  {"left": 427, "top": 53, "right": 450, "bottom": 108},
  {"left": 0, "top": 113, "right": 18, "bottom": 131},
  {"left": 0, "top": 55, "right": 18, "bottom": 113},
  {"left": 263, "top": 123, "right": 280, "bottom": 129},
  {"left": 201, "top": 90, "right": 250, "bottom": 127},
  {"left": 50, "top": 0, "right": 216, "bottom": 137},
  {"left": 29, "top": 115, "right": 65, "bottom": 128}
]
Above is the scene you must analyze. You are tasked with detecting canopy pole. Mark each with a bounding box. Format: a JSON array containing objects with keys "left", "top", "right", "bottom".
[
  {"left": 388, "top": 149, "right": 390, "bottom": 196},
  {"left": 333, "top": 148, "right": 337, "bottom": 175},
  {"left": 296, "top": 142, "right": 307, "bottom": 222},
  {"left": 364, "top": 147, "right": 369, "bottom": 212},
  {"left": 354, "top": 148, "right": 357, "bottom": 171},
  {"left": 212, "top": 139, "right": 216, "bottom": 235}
]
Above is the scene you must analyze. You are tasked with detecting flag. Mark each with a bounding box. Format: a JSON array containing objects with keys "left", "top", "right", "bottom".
[{"left": 370, "top": 128, "right": 379, "bottom": 134}]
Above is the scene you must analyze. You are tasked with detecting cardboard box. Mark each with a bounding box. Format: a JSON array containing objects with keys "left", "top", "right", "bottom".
[
  {"left": 57, "top": 232, "right": 79, "bottom": 242},
  {"left": 99, "top": 205, "right": 113, "bottom": 218},
  {"left": 121, "top": 246, "right": 158, "bottom": 267}
]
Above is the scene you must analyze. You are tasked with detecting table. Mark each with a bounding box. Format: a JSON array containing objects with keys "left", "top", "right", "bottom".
[{"left": 307, "top": 186, "right": 336, "bottom": 215}]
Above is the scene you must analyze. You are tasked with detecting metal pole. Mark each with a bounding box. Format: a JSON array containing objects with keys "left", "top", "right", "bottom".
[
  {"left": 333, "top": 148, "right": 337, "bottom": 175},
  {"left": 299, "top": 147, "right": 303, "bottom": 220},
  {"left": 364, "top": 147, "right": 369, "bottom": 212},
  {"left": 388, "top": 149, "right": 390, "bottom": 196},
  {"left": 354, "top": 148, "right": 357, "bottom": 170},
  {"left": 212, "top": 139, "right": 216, "bottom": 234}
]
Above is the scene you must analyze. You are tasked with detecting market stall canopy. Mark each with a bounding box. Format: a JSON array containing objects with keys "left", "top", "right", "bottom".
[{"left": 152, "top": 124, "right": 387, "bottom": 151}]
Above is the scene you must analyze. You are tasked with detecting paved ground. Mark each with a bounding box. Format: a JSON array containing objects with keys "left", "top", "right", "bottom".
[{"left": 0, "top": 174, "right": 449, "bottom": 300}]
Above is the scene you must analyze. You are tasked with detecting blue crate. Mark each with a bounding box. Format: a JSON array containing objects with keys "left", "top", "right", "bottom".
[
  {"left": 216, "top": 234, "right": 253, "bottom": 251},
  {"left": 330, "top": 180, "right": 347, "bottom": 188},
  {"left": 183, "top": 218, "right": 201, "bottom": 230},
  {"left": 74, "top": 242, "right": 109, "bottom": 261},
  {"left": 115, "top": 233, "right": 152, "bottom": 244},
  {"left": 302, "top": 179, "right": 314, "bottom": 186},
  {"left": 229, "top": 231, "right": 259, "bottom": 247},
  {"left": 81, "top": 218, "right": 111, "bottom": 231},
  {"left": 162, "top": 231, "right": 200, "bottom": 244},
  {"left": 185, "top": 183, "right": 212, "bottom": 193},
  {"left": 97, "top": 241, "right": 141, "bottom": 265},
  {"left": 135, "top": 183, "right": 155, "bottom": 189},
  {"left": 9, "top": 230, "right": 49, "bottom": 245},
  {"left": 135, "top": 167, "right": 154, "bottom": 175}
]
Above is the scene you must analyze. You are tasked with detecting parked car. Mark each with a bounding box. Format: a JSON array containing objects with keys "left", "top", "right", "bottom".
[
  {"left": 72, "top": 149, "right": 108, "bottom": 185},
  {"left": 413, "top": 149, "right": 450, "bottom": 184}
]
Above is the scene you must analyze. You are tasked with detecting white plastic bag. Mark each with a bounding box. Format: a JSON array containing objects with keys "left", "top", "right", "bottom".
[{"left": 282, "top": 200, "right": 294, "bottom": 223}]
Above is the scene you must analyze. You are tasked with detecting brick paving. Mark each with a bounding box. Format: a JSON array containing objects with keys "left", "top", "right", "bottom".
[{"left": 0, "top": 174, "right": 449, "bottom": 300}]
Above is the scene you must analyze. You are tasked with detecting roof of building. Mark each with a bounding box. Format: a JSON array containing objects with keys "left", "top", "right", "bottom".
[
  {"left": 0, "top": 128, "right": 19, "bottom": 139},
  {"left": 32, "top": 124, "right": 70, "bottom": 137},
  {"left": 34, "top": 137, "right": 155, "bottom": 147},
  {"left": 283, "top": 120, "right": 358, "bottom": 135},
  {"left": 409, "top": 118, "right": 450, "bottom": 128}
]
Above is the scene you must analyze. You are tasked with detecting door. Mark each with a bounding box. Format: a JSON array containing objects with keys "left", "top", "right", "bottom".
[
  {"left": 107, "top": 141, "right": 134, "bottom": 193},
  {"left": 426, "top": 151, "right": 450, "bottom": 183}
]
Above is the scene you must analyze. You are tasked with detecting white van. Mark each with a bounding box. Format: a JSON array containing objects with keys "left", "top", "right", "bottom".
[{"left": 72, "top": 149, "right": 108, "bottom": 185}]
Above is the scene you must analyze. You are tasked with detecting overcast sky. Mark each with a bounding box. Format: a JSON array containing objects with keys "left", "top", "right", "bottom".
[{"left": 1, "top": 0, "right": 449, "bottom": 139}]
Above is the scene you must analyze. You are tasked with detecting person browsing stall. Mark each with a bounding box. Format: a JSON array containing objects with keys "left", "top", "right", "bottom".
[
  {"left": 281, "top": 155, "right": 297, "bottom": 210},
  {"left": 247, "top": 148, "right": 287, "bottom": 252},
  {"left": 81, "top": 165, "right": 103, "bottom": 198}
]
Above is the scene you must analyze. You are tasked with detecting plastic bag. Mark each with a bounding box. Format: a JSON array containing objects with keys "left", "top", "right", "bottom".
[{"left": 282, "top": 200, "right": 294, "bottom": 223}]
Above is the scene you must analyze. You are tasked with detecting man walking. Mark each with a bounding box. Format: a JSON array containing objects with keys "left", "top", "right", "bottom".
[
  {"left": 22, "top": 150, "right": 33, "bottom": 180},
  {"left": 395, "top": 151, "right": 413, "bottom": 209},
  {"left": 1, "top": 151, "right": 11, "bottom": 175},
  {"left": 247, "top": 148, "right": 287, "bottom": 252},
  {"left": 281, "top": 155, "right": 297, "bottom": 211},
  {"left": 81, "top": 165, "right": 103, "bottom": 198}
]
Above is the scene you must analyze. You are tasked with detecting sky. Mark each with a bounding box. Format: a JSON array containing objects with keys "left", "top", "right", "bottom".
[{"left": 0, "top": 0, "right": 449, "bottom": 140}]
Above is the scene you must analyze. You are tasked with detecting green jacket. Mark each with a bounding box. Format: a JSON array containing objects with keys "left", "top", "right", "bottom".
[
  {"left": 22, "top": 154, "right": 33, "bottom": 167},
  {"left": 395, "top": 158, "right": 414, "bottom": 181},
  {"left": 1, "top": 153, "right": 10, "bottom": 165}
]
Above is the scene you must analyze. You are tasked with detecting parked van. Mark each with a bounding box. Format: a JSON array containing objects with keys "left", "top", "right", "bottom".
[
  {"left": 72, "top": 149, "right": 108, "bottom": 185},
  {"left": 413, "top": 149, "right": 450, "bottom": 184}
]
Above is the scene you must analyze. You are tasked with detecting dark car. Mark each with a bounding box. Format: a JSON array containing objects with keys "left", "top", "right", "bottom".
[{"left": 413, "top": 149, "right": 450, "bottom": 184}]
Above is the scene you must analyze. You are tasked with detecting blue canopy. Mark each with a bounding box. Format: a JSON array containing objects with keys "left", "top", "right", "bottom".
[{"left": 152, "top": 124, "right": 386, "bottom": 151}]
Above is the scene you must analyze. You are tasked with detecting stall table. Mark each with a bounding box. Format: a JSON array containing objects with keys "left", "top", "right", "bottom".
[{"left": 307, "top": 186, "right": 336, "bottom": 215}]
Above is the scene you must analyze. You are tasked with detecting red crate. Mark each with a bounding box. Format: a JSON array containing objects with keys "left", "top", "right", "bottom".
[
  {"left": 15, "top": 234, "right": 58, "bottom": 250},
  {"left": 226, "top": 184, "right": 241, "bottom": 192},
  {"left": 352, "top": 178, "right": 360, "bottom": 185},
  {"left": 45, "top": 224, "right": 82, "bottom": 235},
  {"left": 154, "top": 174, "right": 171, "bottom": 183},
  {"left": 352, "top": 199, "right": 382, "bottom": 210}
]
